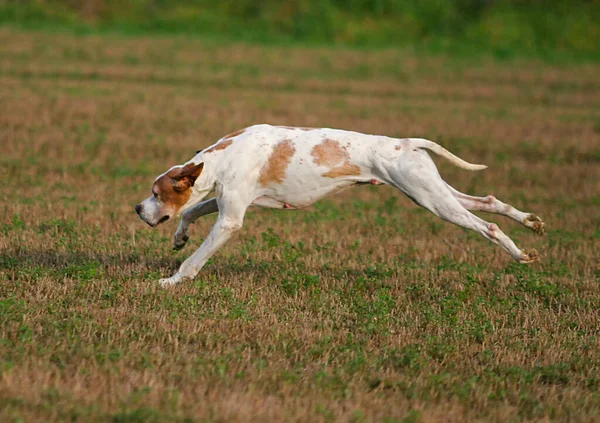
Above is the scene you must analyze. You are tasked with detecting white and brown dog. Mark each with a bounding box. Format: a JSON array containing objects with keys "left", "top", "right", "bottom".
[{"left": 135, "top": 124, "right": 544, "bottom": 286}]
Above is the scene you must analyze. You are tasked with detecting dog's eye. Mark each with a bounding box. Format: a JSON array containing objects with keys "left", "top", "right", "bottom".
[{"left": 152, "top": 191, "right": 158, "bottom": 198}]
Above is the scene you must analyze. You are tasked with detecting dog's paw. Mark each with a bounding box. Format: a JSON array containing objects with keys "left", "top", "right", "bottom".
[
  {"left": 173, "top": 233, "right": 189, "bottom": 251},
  {"left": 519, "top": 248, "right": 541, "bottom": 264},
  {"left": 159, "top": 276, "right": 182, "bottom": 287},
  {"left": 523, "top": 214, "right": 545, "bottom": 236}
]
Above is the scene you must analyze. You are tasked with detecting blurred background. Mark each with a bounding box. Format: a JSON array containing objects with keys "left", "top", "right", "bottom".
[
  {"left": 2, "top": 0, "right": 599, "bottom": 59},
  {"left": 1, "top": 1, "right": 599, "bottom": 422}
]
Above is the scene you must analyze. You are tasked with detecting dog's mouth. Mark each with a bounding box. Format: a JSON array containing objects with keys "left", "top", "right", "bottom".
[
  {"left": 156, "top": 215, "right": 170, "bottom": 226},
  {"left": 144, "top": 215, "right": 170, "bottom": 228}
]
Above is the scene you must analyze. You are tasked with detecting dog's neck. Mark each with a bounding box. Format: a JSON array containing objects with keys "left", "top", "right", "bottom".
[{"left": 193, "top": 163, "right": 216, "bottom": 196}]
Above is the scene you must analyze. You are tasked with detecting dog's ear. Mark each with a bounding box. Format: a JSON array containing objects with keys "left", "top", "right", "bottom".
[{"left": 169, "top": 162, "right": 204, "bottom": 192}]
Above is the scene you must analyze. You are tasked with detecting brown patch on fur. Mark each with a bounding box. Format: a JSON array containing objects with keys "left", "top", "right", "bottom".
[
  {"left": 278, "top": 126, "right": 314, "bottom": 131},
  {"left": 202, "top": 127, "right": 246, "bottom": 154},
  {"left": 395, "top": 145, "right": 402, "bottom": 150},
  {"left": 259, "top": 139, "right": 296, "bottom": 187},
  {"left": 153, "top": 163, "right": 204, "bottom": 214},
  {"left": 311, "top": 138, "right": 362, "bottom": 178},
  {"left": 204, "top": 139, "right": 233, "bottom": 154},
  {"left": 311, "top": 139, "right": 347, "bottom": 166},
  {"left": 322, "top": 163, "right": 362, "bottom": 178},
  {"left": 223, "top": 128, "right": 247, "bottom": 140}
]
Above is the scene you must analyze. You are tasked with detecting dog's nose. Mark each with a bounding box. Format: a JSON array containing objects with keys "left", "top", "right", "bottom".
[{"left": 135, "top": 204, "right": 142, "bottom": 215}]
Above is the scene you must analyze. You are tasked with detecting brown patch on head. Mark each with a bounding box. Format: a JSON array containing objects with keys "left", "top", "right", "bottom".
[
  {"left": 153, "top": 162, "right": 204, "bottom": 214},
  {"left": 311, "top": 138, "right": 362, "bottom": 178},
  {"left": 204, "top": 139, "right": 233, "bottom": 154},
  {"left": 259, "top": 139, "right": 296, "bottom": 187}
]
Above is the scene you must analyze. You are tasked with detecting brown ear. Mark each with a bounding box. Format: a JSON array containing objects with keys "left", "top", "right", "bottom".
[{"left": 169, "top": 162, "right": 204, "bottom": 191}]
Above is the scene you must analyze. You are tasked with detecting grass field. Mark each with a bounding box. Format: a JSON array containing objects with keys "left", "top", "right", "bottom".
[{"left": 0, "top": 28, "right": 599, "bottom": 422}]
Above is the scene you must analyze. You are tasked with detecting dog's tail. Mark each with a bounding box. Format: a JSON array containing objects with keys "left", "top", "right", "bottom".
[{"left": 412, "top": 138, "right": 487, "bottom": 171}]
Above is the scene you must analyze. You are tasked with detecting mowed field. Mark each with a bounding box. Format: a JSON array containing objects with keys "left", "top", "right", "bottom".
[{"left": 0, "top": 28, "right": 599, "bottom": 422}]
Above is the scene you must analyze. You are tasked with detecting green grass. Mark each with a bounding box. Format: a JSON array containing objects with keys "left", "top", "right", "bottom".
[
  {"left": 0, "top": 28, "right": 599, "bottom": 421},
  {"left": 1, "top": 0, "right": 600, "bottom": 61}
]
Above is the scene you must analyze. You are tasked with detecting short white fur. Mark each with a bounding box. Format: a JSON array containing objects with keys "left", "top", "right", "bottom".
[{"left": 135, "top": 124, "right": 544, "bottom": 287}]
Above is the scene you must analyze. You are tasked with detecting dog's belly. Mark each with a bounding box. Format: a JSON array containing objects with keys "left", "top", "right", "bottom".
[
  {"left": 254, "top": 181, "right": 357, "bottom": 209},
  {"left": 252, "top": 196, "right": 294, "bottom": 209}
]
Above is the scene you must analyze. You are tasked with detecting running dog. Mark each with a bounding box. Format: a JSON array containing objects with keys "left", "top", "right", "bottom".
[{"left": 135, "top": 124, "right": 544, "bottom": 286}]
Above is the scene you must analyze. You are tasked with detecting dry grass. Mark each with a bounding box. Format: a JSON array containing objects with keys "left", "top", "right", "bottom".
[{"left": 0, "top": 28, "right": 599, "bottom": 422}]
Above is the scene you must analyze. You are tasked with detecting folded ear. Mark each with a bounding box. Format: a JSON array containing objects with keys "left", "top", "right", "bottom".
[
  {"left": 180, "top": 162, "right": 204, "bottom": 181},
  {"left": 169, "top": 162, "right": 204, "bottom": 192}
]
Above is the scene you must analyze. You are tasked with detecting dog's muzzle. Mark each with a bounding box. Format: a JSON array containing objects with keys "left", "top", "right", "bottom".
[{"left": 135, "top": 203, "right": 169, "bottom": 227}]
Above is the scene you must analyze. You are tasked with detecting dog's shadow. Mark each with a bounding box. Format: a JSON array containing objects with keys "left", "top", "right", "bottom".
[
  {"left": 0, "top": 248, "right": 180, "bottom": 278},
  {"left": 0, "top": 248, "right": 283, "bottom": 282},
  {"left": 0, "top": 247, "right": 405, "bottom": 287}
]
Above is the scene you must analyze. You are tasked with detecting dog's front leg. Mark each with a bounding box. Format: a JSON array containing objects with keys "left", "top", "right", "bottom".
[
  {"left": 173, "top": 198, "right": 219, "bottom": 250},
  {"left": 160, "top": 195, "right": 247, "bottom": 286}
]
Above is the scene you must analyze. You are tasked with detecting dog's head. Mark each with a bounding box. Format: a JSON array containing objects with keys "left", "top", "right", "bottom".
[{"left": 135, "top": 162, "right": 204, "bottom": 227}]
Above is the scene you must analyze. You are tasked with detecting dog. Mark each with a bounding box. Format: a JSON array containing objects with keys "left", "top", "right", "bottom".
[{"left": 135, "top": 124, "right": 544, "bottom": 286}]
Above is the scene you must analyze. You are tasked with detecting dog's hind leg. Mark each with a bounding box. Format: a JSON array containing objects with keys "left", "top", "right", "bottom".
[
  {"left": 161, "top": 193, "right": 247, "bottom": 286},
  {"left": 444, "top": 184, "right": 545, "bottom": 235},
  {"left": 382, "top": 151, "right": 540, "bottom": 263},
  {"left": 173, "top": 198, "right": 219, "bottom": 250}
]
